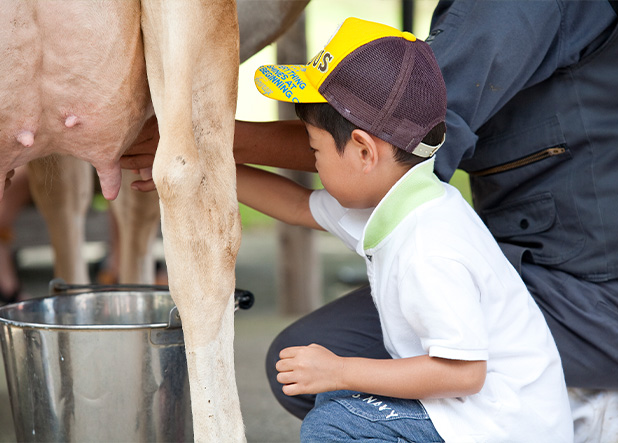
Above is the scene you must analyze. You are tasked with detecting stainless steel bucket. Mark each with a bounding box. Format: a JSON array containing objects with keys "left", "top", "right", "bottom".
[{"left": 0, "top": 286, "right": 193, "bottom": 442}]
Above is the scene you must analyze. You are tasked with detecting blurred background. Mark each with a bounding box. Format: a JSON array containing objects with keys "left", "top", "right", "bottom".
[{"left": 0, "top": 1, "right": 475, "bottom": 441}]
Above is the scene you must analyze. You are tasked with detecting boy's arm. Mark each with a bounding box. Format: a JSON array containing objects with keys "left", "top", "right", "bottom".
[
  {"left": 277, "top": 344, "right": 486, "bottom": 399},
  {"left": 237, "top": 164, "right": 323, "bottom": 230}
]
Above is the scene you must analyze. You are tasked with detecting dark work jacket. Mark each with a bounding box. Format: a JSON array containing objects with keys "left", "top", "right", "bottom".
[{"left": 429, "top": 1, "right": 618, "bottom": 281}]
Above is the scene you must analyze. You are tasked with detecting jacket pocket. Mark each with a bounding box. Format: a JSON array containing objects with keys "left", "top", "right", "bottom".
[
  {"left": 469, "top": 145, "right": 567, "bottom": 177},
  {"left": 463, "top": 115, "right": 571, "bottom": 176},
  {"left": 482, "top": 193, "right": 584, "bottom": 264}
]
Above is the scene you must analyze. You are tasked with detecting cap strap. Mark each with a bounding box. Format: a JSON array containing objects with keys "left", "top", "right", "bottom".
[{"left": 410, "top": 135, "right": 445, "bottom": 158}]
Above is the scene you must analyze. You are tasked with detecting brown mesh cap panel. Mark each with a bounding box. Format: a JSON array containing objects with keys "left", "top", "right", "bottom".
[{"left": 319, "top": 37, "right": 446, "bottom": 153}]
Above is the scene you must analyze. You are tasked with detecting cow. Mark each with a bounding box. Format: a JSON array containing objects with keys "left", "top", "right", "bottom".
[{"left": 21, "top": 0, "right": 310, "bottom": 287}]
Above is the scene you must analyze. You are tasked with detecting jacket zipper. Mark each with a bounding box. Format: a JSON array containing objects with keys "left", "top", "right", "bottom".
[{"left": 469, "top": 145, "right": 567, "bottom": 177}]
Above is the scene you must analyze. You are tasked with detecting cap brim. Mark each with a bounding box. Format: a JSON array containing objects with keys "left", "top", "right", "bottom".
[{"left": 254, "top": 64, "right": 327, "bottom": 103}]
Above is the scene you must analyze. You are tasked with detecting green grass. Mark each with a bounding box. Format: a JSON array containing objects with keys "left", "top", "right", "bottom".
[
  {"left": 449, "top": 170, "right": 472, "bottom": 205},
  {"left": 239, "top": 203, "right": 275, "bottom": 228}
]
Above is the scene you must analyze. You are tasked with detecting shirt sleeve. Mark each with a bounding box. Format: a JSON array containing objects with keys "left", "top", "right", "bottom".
[
  {"left": 309, "top": 189, "right": 366, "bottom": 251},
  {"left": 428, "top": 0, "right": 617, "bottom": 181},
  {"left": 399, "top": 255, "right": 489, "bottom": 361}
]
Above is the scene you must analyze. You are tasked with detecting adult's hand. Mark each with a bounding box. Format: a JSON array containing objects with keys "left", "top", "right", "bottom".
[
  {"left": 4, "top": 169, "right": 15, "bottom": 192},
  {"left": 120, "top": 116, "right": 159, "bottom": 192}
]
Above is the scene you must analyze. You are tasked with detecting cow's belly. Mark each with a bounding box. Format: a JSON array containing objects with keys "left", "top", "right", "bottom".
[{"left": 0, "top": 1, "right": 151, "bottom": 198}]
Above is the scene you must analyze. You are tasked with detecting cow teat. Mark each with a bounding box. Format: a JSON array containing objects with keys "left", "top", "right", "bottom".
[
  {"left": 65, "top": 115, "right": 79, "bottom": 128},
  {"left": 16, "top": 131, "right": 35, "bottom": 147},
  {"left": 95, "top": 163, "right": 122, "bottom": 201}
]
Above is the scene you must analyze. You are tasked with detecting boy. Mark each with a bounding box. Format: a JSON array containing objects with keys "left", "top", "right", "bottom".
[{"left": 238, "top": 17, "right": 573, "bottom": 442}]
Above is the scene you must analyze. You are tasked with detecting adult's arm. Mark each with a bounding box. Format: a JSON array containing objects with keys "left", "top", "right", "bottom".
[
  {"left": 121, "top": 119, "right": 315, "bottom": 171},
  {"left": 234, "top": 119, "right": 315, "bottom": 171},
  {"left": 120, "top": 118, "right": 316, "bottom": 191},
  {"left": 428, "top": 0, "right": 617, "bottom": 181}
]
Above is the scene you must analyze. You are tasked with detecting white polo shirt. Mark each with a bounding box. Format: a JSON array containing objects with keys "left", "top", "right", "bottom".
[{"left": 309, "top": 159, "right": 573, "bottom": 442}]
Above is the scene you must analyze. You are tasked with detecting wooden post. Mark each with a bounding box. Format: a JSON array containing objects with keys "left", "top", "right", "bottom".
[
  {"left": 275, "top": 12, "right": 323, "bottom": 315},
  {"left": 402, "top": 0, "right": 415, "bottom": 32}
]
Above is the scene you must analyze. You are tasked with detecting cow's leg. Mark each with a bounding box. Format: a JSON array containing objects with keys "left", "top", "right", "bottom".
[
  {"left": 109, "top": 172, "right": 160, "bottom": 284},
  {"left": 28, "top": 155, "right": 92, "bottom": 284},
  {"left": 140, "top": 1, "right": 243, "bottom": 441}
]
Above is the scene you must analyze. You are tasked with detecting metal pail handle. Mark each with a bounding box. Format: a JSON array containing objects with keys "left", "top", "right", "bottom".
[{"left": 48, "top": 278, "right": 255, "bottom": 329}]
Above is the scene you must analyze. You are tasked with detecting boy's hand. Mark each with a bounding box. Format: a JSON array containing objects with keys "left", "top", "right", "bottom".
[{"left": 276, "top": 344, "right": 344, "bottom": 396}]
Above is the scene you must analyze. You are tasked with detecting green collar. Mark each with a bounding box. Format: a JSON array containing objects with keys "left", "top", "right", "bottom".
[{"left": 363, "top": 158, "right": 445, "bottom": 251}]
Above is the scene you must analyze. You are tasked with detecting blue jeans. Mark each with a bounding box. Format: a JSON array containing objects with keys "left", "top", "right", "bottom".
[{"left": 300, "top": 390, "right": 444, "bottom": 443}]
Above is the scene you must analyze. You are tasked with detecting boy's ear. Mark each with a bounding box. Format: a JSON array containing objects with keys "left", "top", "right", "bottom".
[{"left": 350, "top": 129, "right": 379, "bottom": 173}]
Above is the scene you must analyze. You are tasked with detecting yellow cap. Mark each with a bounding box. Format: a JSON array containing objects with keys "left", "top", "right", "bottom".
[{"left": 254, "top": 17, "right": 416, "bottom": 103}]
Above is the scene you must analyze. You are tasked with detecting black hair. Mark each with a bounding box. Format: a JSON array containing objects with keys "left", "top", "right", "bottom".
[
  {"left": 295, "top": 102, "right": 445, "bottom": 167},
  {"left": 295, "top": 102, "right": 357, "bottom": 153}
]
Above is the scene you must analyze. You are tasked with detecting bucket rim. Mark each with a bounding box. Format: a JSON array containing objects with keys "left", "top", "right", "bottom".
[{"left": 0, "top": 290, "right": 177, "bottom": 331}]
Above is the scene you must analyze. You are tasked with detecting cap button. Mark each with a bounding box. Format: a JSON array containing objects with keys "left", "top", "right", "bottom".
[{"left": 402, "top": 31, "right": 417, "bottom": 42}]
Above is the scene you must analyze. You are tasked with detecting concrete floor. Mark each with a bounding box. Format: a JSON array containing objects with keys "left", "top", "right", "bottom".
[{"left": 0, "top": 209, "right": 366, "bottom": 442}]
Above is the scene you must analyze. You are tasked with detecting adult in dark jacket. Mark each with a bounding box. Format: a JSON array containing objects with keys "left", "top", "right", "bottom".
[{"left": 240, "top": 0, "right": 618, "bottom": 426}]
